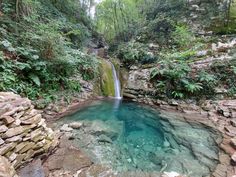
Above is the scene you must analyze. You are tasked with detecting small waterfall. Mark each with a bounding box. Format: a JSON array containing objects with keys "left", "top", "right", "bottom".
[{"left": 111, "top": 63, "right": 122, "bottom": 99}]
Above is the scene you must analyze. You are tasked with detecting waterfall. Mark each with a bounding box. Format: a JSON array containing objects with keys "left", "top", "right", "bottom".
[{"left": 111, "top": 63, "right": 122, "bottom": 99}]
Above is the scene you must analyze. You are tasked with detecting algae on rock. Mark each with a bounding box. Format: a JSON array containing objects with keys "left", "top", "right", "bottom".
[{"left": 99, "top": 59, "right": 115, "bottom": 97}]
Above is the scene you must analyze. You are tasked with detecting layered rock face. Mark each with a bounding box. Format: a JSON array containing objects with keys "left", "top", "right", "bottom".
[{"left": 0, "top": 92, "right": 57, "bottom": 175}]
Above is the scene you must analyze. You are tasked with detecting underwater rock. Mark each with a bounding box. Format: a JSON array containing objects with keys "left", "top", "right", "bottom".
[
  {"left": 60, "top": 124, "right": 73, "bottom": 132},
  {"left": 87, "top": 120, "right": 119, "bottom": 139},
  {"left": 98, "top": 135, "right": 113, "bottom": 144},
  {"left": 69, "top": 122, "right": 83, "bottom": 129}
]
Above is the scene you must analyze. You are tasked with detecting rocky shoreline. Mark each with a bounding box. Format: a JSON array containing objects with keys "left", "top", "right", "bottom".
[{"left": 1, "top": 91, "right": 236, "bottom": 177}]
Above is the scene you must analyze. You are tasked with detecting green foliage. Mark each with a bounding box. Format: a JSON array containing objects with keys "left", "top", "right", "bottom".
[
  {"left": 150, "top": 60, "right": 219, "bottom": 99},
  {"left": 137, "top": 16, "right": 175, "bottom": 45},
  {"left": 0, "top": 0, "right": 99, "bottom": 101},
  {"left": 96, "top": 0, "right": 144, "bottom": 43},
  {"left": 172, "top": 25, "right": 194, "bottom": 48},
  {"left": 210, "top": 59, "right": 236, "bottom": 96},
  {"left": 117, "top": 41, "right": 157, "bottom": 66}
]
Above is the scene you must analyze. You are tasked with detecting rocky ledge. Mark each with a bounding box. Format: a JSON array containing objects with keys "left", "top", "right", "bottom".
[{"left": 0, "top": 92, "right": 58, "bottom": 176}]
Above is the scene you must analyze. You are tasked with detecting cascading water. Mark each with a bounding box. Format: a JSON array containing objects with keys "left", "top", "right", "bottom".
[{"left": 110, "top": 63, "right": 122, "bottom": 99}]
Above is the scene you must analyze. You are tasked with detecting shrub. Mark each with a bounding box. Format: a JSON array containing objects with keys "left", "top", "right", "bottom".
[
  {"left": 150, "top": 60, "right": 219, "bottom": 99},
  {"left": 117, "top": 41, "right": 158, "bottom": 66},
  {"left": 172, "top": 24, "right": 195, "bottom": 48}
]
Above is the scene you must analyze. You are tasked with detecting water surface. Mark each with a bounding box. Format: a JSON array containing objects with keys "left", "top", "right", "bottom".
[{"left": 58, "top": 99, "right": 220, "bottom": 176}]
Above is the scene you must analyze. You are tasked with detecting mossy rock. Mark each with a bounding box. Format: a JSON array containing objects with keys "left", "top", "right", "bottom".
[{"left": 99, "top": 59, "right": 115, "bottom": 97}]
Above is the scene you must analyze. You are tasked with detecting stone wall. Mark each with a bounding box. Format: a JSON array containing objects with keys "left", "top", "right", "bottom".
[{"left": 0, "top": 92, "right": 57, "bottom": 175}]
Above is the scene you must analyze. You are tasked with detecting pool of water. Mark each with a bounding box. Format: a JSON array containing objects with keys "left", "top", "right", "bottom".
[{"left": 57, "top": 99, "right": 221, "bottom": 176}]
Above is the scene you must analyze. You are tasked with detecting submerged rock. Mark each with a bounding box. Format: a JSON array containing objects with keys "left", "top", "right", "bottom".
[
  {"left": 60, "top": 124, "right": 73, "bottom": 132},
  {"left": 98, "top": 135, "right": 113, "bottom": 144},
  {"left": 87, "top": 120, "right": 119, "bottom": 139},
  {"left": 68, "top": 122, "right": 83, "bottom": 129}
]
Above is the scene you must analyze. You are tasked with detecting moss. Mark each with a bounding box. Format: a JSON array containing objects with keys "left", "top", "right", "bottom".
[{"left": 99, "top": 59, "right": 115, "bottom": 97}]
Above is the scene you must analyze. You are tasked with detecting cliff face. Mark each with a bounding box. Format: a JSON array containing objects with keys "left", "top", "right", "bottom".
[{"left": 0, "top": 92, "right": 58, "bottom": 176}]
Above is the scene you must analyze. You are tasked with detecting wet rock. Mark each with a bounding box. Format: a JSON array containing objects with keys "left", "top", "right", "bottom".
[
  {"left": 18, "top": 159, "right": 45, "bottom": 177},
  {"left": 60, "top": 124, "right": 73, "bottom": 132},
  {"left": 68, "top": 122, "right": 83, "bottom": 129},
  {"left": 88, "top": 120, "right": 119, "bottom": 139},
  {"left": 98, "top": 135, "right": 113, "bottom": 144}
]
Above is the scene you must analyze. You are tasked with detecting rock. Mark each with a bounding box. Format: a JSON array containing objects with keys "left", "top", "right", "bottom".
[
  {"left": 64, "top": 132, "right": 75, "bottom": 140},
  {"left": 21, "top": 114, "right": 41, "bottom": 125},
  {"left": 0, "top": 138, "right": 4, "bottom": 145},
  {"left": 60, "top": 124, "right": 73, "bottom": 132},
  {"left": 162, "top": 171, "right": 181, "bottom": 177},
  {"left": 231, "top": 152, "right": 236, "bottom": 165},
  {"left": 230, "top": 119, "right": 236, "bottom": 127},
  {"left": 18, "top": 159, "right": 45, "bottom": 177},
  {"left": 130, "top": 65, "right": 139, "bottom": 70},
  {"left": 88, "top": 120, "right": 119, "bottom": 139},
  {"left": 4, "top": 126, "right": 24, "bottom": 138},
  {"left": 19, "top": 142, "right": 35, "bottom": 153},
  {"left": 98, "top": 135, "right": 113, "bottom": 144},
  {"left": 123, "top": 93, "right": 137, "bottom": 99},
  {"left": 196, "top": 50, "right": 208, "bottom": 57},
  {"left": 5, "top": 135, "right": 22, "bottom": 143},
  {"left": 231, "top": 138, "right": 236, "bottom": 149},
  {"left": 0, "top": 143, "right": 16, "bottom": 155},
  {"left": 1, "top": 116, "right": 15, "bottom": 125},
  {"left": 225, "top": 126, "right": 236, "bottom": 136},
  {"left": 9, "top": 153, "right": 17, "bottom": 162},
  {"left": 0, "top": 156, "right": 17, "bottom": 177},
  {"left": 68, "top": 122, "right": 83, "bottom": 129},
  {"left": 163, "top": 140, "right": 170, "bottom": 147},
  {"left": 169, "top": 100, "right": 178, "bottom": 106},
  {"left": 30, "top": 129, "right": 44, "bottom": 142},
  {"left": 0, "top": 125, "right": 8, "bottom": 133}
]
